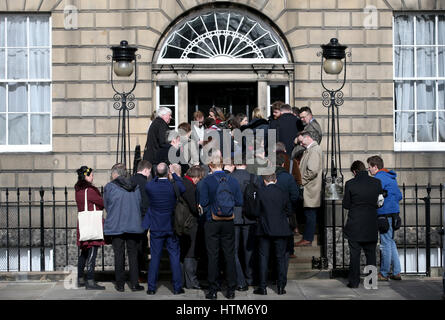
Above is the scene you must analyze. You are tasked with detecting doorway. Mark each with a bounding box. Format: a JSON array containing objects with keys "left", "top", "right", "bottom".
[{"left": 188, "top": 82, "right": 257, "bottom": 121}]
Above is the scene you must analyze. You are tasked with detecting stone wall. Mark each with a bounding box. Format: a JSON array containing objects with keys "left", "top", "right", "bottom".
[{"left": 0, "top": 0, "right": 444, "bottom": 195}]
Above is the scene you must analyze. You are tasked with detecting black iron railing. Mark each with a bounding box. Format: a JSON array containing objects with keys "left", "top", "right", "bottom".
[{"left": 323, "top": 183, "right": 444, "bottom": 277}]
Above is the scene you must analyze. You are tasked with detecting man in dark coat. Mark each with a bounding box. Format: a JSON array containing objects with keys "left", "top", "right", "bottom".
[
  {"left": 230, "top": 161, "right": 260, "bottom": 291},
  {"left": 143, "top": 107, "right": 172, "bottom": 166},
  {"left": 342, "top": 160, "right": 383, "bottom": 288},
  {"left": 104, "top": 163, "right": 145, "bottom": 292},
  {"left": 142, "top": 163, "right": 186, "bottom": 295},
  {"left": 130, "top": 160, "right": 152, "bottom": 281},
  {"left": 252, "top": 173, "right": 292, "bottom": 295},
  {"left": 274, "top": 104, "right": 304, "bottom": 157}
]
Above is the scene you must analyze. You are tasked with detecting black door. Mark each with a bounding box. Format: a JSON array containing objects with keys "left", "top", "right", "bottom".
[{"left": 188, "top": 82, "right": 257, "bottom": 121}]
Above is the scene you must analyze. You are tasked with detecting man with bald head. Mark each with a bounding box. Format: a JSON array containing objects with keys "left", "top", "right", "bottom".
[{"left": 142, "top": 162, "right": 186, "bottom": 295}]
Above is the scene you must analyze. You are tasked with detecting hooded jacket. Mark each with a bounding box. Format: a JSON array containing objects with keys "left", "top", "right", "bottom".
[
  {"left": 375, "top": 169, "right": 403, "bottom": 215},
  {"left": 103, "top": 176, "right": 144, "bottom": 235}
]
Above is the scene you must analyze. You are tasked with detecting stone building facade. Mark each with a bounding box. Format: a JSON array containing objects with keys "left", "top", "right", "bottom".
[{"left": 0, "top": 0, "right": 444, "bottom": 200}]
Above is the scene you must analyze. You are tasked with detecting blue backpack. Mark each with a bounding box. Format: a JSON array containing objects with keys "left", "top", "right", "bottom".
[{"left": 213, "top": 175, "right": 235, "bottom": 217}]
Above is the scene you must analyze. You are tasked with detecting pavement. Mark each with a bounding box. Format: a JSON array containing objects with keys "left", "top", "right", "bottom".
[{"left": 0, "top": 276, "right": 443, "bottom": 300}]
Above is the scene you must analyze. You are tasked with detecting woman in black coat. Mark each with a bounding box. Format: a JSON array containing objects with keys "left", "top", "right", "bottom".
[{"left": 342, "top": 160, "right": 383, "bottom": 288}]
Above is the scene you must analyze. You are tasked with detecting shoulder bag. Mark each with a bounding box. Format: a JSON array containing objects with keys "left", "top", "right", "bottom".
[{"left": 78, "top": 188, "right": 104, "bottom": 241}]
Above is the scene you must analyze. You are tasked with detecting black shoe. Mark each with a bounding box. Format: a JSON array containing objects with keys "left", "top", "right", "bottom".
[
  {"left": 85, "top": 280, "right": 105, "bottom": 290},
  {"left": 347, "top": 283, "right": 359, "bottom": 289},
  {"left": 115, "top": 284, "right": 125, "bottom": 292},
  {"left": 77, "top": 278, "right": 85, "bottom": 288},
  {"left": 146, "top": 289, "right": 156, "bottom": 295},
  {"left": 277, "top": 287, "right": 286, "bottom": 295},
  {"left": 187, "top": 285, "right": 202, "bottom": 290},
  {"left": 226, "top": 290, "right": 235, "bottom": 299},
  {"left": 174, "top": 288, "right": 185, "bottom": 295},
  {"left": 205, "top": 291, "right": 217, "bottom": 300},
  {"left": 236, "top": 285, "right": 248, "bottom": 292},
  {"left": 130, "top": 284, "right": 144, "bottom": 292},
  {"left": 253, "top": 287, "right": 267, "bottom": 295}
]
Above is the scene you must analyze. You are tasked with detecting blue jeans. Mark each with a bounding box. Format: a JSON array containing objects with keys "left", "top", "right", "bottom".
[
  {"left": 379, "top": 217, "right": 401, "bottom": 277},
  {"left": 303, "top": 208, "right": 317, "bottom": 242}
]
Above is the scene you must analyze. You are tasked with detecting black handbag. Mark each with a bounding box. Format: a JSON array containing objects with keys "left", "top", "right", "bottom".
[
  {"left": 392, "top": 214, "right": 402, "bottom": 231},
  {"left": 377, "top": 216, "right": 390, "bottom": 234}
]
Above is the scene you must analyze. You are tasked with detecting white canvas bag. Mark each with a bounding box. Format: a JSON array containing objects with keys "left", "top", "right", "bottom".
[{"left": 78, "top": 188, "right": 104, "bottom": 241}]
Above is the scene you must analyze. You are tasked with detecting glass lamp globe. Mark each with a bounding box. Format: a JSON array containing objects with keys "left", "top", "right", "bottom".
[
  {"left": 323, "top": 58, "right": 343, "bottom": 75},
  {"left": 114, "top": 61, "right": 134, "bottom": 77}
]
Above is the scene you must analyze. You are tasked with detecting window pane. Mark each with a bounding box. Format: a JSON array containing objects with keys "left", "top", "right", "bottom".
[
  {"left": 416, "top": 47, "right": 436, "bottom": 77},
  {"left": 7, "top": 49, "right": 28, "bottom": 79},
  {"left": 0, "top": 16, "right": 4, "bottom": 47},
  {"left": 394, "top": 81, "right": 414, "bottom": 111},
  {"left": 8, "top": 113, "right": 28, "bottom": 145},
  {"left": 416, "top": 15, "right": 435, "bottom": 45},
  {"left": 416, "top": 80, "right": 435, "bottom": 110},
  {"left": 439, "top": 112, "right": 445, "bottom": 142},
  {"left": 0, "top": 114, "right": 5, "bottom": 144},
  {"left": 0, "top": 49, "right": 4, "bottom": 78},
  {"left": 270, "top": 85, "right": 285, "bottom": 104},
  {"left": 394, "top": 15, "right": 414, "bottom": 45},
  {"left": 30, "top": 114, "right": 50, "bottom": 144},
  {"left": 395, "top": 112, "right": 414, "bottom": 142},
  {"left": 0, "top": 84, "right": 5, "bottom": 112},
  {"left": 160, "top": 86, "right": 175, "bottom": 105},
  {"left": 394, "top": 47, "right": 414, "bottom": 77},
  {"left": 7, "top": 16, "right": 27, "bottom": 47},
  {"left": 438, "top": 16, "right": 445, "bottom": 45},
  {"left": 30, "top": 83, "right": 50, "bottom": 112},
  {"left": 417, "top": 112, "right": 436, "bottom": 142},
  {"left": 8, "top": 83, "right": 28, "bottom": 112},
  {"left": 29, "top": 16, "right": 49, "bottom": 46},
  {"left": 439, "top": 47, "right": 445, "bottom": 77},
  {"left": 29, "top": 48, "right": 50, "bottom": 79},
  {"left": 439, "top": 81, "right": 444, "bottom": 110}
]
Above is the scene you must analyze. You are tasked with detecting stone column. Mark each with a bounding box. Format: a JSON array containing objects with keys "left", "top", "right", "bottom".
[
  {"left": 257, "top": 73, "right": 268, "bottom": 118},
  {"left": 178, "top": 72, "right": 188, "bottom": 124}
]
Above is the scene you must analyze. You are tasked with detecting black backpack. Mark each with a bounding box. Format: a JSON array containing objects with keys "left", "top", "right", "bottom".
[
  {"left": 243, "top": 174, "right": 259, "bottom": 220},
  {"left": 172, "top": 180, "right": 195, "bottom": 236}
]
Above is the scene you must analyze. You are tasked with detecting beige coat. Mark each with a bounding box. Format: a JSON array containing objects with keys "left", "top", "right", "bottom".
[{"left": 299, "top": 141, "right": 322, "bottom": 208}]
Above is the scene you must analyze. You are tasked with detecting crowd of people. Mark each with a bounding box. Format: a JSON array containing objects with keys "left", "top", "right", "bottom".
[{"left": 73, "top": 102, "right": 403, "bottom": 298}]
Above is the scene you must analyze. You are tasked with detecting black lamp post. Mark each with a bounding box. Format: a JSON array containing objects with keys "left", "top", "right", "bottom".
[
  {"left": 108, "top": 40, "right": 139, "bottom": 172},
  {"left": 318, "top": 38, "right": 350, "bottom": 272}
]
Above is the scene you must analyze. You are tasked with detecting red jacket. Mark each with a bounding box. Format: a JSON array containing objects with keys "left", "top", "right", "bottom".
[{"left": 75, "top": 180, "right": 105, "bottom": 248}]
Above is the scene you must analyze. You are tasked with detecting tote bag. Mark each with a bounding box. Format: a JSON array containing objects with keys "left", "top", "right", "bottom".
[{"left": 78, "top": 188, "right": 104, "bottom": 241}]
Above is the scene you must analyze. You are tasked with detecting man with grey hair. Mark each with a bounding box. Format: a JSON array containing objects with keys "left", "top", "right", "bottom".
[
  {"left": 143, "top": 107, "right": 172, "bottom": 166},
  {"left": 104, "top": 163, "right": 145, "bottom": 292}
]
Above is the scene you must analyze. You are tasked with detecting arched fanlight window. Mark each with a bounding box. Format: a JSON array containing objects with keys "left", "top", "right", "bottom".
[{"left": 157, "top": 11, "right": 288, "bottom": 64}]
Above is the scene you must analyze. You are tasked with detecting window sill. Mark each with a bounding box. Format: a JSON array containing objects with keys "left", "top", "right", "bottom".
[
  {"left": 0, "top": 145, "right": 52, "bottom": 153},
  {"left": 394, "top": 142, "right": 445, "bottom": 152}
]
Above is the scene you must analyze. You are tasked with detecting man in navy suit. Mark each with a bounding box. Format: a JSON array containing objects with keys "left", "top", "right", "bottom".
[
  {"left": 142, "top": 162, "right": 186, "bottom": 295},
  {"left": 253, "top": 172, "right": 293, "bottom": 296}
]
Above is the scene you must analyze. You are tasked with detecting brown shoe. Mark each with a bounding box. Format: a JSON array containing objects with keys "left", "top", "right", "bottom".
[
  {"left": 378, "top": 273, "right": 388, "bottom": 281},
  {"left": 295, "top": 240, "right": 312, "bottom": 247},
  {"left": 389, "top": 274, "right": 402, "bottom": 280}
]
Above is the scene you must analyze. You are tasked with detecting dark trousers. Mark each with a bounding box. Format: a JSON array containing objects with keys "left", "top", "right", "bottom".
[
  {"left": 303, "top": 208, "right": 318, "bottom": 242},
  {"left": 137, "top": 230, "right": 149, "bottom": 275},
  {"left": 258, "top": 236, "right": 288, "bottom": 289},
  {"left": 148, "top": 231, "right": 183, "bottom": 292},
  {"left": 111, "top": 233, "right": 139, "bottom": 287},
  {"left": 348, "top": 240, "right": 377, "bottom": 286},
  {"left": 179, "top": 224, "right": 199, "bottom": 288},
  {"left": 204, "top": 220, "right": 236, "bottom": 292},
  {"left": 78, "top": 246, "right": 98, "bottom": 280},
  {"left": 234, "top": 224, "right": 256, "bottom": 287}
]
